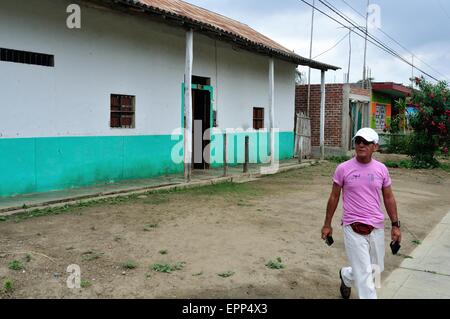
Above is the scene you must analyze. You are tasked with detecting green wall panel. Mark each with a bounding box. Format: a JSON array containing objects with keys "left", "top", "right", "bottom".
[
  {"left": 0, "top": 138, "right": 36, "bottom": 196},
  {"left": 0, "top": 132, "right": 292, "bottom": 197},
  {"left": 0, "top": 135, "right": 183, "bottom": 197}
]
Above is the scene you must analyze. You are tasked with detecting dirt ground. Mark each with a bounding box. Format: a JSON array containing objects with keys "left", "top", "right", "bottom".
[{"left": 1, "top": 155, "right": 450, "bottom": 299}]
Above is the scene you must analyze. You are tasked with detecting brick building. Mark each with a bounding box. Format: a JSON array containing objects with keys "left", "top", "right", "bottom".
[{"left": 295, "top": 83, "right": 371, "bottom": 156}]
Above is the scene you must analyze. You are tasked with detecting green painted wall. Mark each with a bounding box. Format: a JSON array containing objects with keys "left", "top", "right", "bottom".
[
  {"left": 0, "top": 135, "right": 183, "bottom": 197},
  {"left": 209, "top": 131, "right": 294, "bottom": 168},
  {"left": 0, "top": 132, "right": 294, "bottom": 197},
  {"left": 372, "top": 91, "right": 391, "bottom": 104}
]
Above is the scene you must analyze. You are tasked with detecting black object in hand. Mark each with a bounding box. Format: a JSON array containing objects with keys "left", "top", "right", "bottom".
[
  {"left": 390, "top": 241, "right": 401, "bottom": 255},
  {"left": 325, "top": 235, "right": 334, "bottom": 246}
]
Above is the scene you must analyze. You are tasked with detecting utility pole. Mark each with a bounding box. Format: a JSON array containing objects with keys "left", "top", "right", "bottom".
[
  {"left": 306, "top": 0, "right": 315, "bottom": 116},
  {"left": 362, "top": 0, "right": 369, "bottom": 89},
  {"left": 347, "top": 28, "right": 352, "bottom": 83}
]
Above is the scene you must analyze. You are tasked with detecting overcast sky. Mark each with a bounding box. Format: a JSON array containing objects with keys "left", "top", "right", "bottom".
[{"left": 186, "top": 0, "right": 450, "bottom": 85}]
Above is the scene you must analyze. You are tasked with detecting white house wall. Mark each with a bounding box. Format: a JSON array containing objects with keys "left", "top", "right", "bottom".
[{"left": 0, "top": 0, "right": 297, "bottom": 196}]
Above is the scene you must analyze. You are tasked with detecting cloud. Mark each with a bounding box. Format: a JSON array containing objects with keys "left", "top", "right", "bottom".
[{"left": 187, "top": 0, "right": 450, "bottom": 84}]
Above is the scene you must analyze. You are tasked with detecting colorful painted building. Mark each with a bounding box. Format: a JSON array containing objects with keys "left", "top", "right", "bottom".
[
  {"left": 370, "top": 82, "right": 412, "bottom": 132},
  {"left": 0, "top": 0, "right": 338, "bottom": 197}
]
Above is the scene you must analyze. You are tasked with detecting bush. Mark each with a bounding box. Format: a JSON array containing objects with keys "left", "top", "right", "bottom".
[
  {"left": 383, "top": 134, "right": 411, "bottom": 155},
  {"left": 326, "top": 155, "right": 351, "bottom": 163},
  {"left": 408, "top": 77, "right": 450, "bottom": 167}
]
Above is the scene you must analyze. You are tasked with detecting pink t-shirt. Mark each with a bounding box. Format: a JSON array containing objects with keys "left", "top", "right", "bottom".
[{"left": 333, "top": 158, "right": 392, "bottom": 229}]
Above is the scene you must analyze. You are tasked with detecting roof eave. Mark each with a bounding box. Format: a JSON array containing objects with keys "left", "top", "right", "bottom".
[{"left": 100, "top": 0, "right": 340, "bottom": 71}]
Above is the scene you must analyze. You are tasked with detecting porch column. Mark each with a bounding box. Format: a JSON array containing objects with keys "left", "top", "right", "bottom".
[
  {"left": 184, "top": 29, "right": 194, "bottom": 182},
  {"left": 269, "top": 58, "right": 275, "bottom": 164},
  {"left": 320, "top": 70, "right": 326, "bottom": 160}
]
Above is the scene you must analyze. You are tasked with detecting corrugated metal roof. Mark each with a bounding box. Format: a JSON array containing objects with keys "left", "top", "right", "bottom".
[{"left": 103, "top": 0, "right": 340, "bottom": 71}]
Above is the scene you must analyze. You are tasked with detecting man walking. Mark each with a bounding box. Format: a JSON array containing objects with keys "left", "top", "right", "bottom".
[{"left": 321, "top": 128, "right": 401, "bottom": 299}]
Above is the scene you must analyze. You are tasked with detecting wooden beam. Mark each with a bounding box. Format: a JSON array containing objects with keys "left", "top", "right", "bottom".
[{"left": 184, "top": 29, "right": 193, "bottom": 182}]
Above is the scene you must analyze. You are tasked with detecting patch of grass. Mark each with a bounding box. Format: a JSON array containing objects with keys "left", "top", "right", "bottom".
[
  {"left": 217, "top": 271, "right": 235, "bottom": 278},
  {"left": 8, "top": 260, "right": 23, "bottom": 271},
  {"left": 186, "top": 182, "right": 262, "bottom": 198},
  {"left": 143, "top": 195, "right": 169, "bottom": 205},
  {"left": 80, "top": 280, "right": 91, "bottom": 288},
  {"left": 412, "top": 240, "right": 422, "bottom": 245},
  {"left": 0, "top": 178, "right": 268, "bottom": 224},
  {"left": 121, "top": 260, "right": 138, "bottom": 270},
  {"left": 326, "top": 156, "right": 351, "bottom": 164},
  {"left": 81, "top": 251, "right": 103, "bottom": 262},
  {"left": 144, "top": 224, "right": 159, "bottom": 231},
  {"left": 151, "top": 262, "right": 185, "bottom": 273},
  {"left": 440, "top": 162, "right": 450, "bottom": 173},
  {"left": 237, "top": 199, "right": 253, "bottom": 207},
  {"left": 159, "top": 250, "right": 168, "bottom": 255},
  {"left": 192, "top": 272, "right": 203, "bottom": 276},
  {"left": 265, "top": 257, "right": 285, "bottom": 270},
  {"left": 3, "top": 279, "right": 13, "bottom": 292},
  {"left": 384, "top": 160, "right": 414, "bottom": 169}
]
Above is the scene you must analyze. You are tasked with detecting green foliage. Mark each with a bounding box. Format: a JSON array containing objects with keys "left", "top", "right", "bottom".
[
  {"left": 159, "top": 250, "right": 168, "bottom": 255},
  {"left": 81, "top": 251, "right": 103, "bottom": 262},
  {"left": 383, "top": 160, "right": 414, "bottom": 169},
  {"left": 151, "top": 262, "right": 185, "bottom": 273},
  {"left": 383, "top": 134, "right": 411, "bottom": 155},
  {"left": 408, "top": 77, "right": 450, "bottom": 166},
  {"left": 326, "top": 155, "right": 351, "bottom": 164},
  {"left": 408, "top": 132, "right": 440, "bottom": 168},
  {"left": 8, "top": 260, "right": 23, "bottom": 271},
  {"left": 192, "top": 272, "right": 203, "bottom": 276},
  {"left": 144, "top": 224, "right": 158, "bottom": 231},
  {"left": 80, "top": 280, "right": 91, "bottom": 288},
  {"left": 121, "top": 260, "right": 138, "bottom": 270},
  {"left": 217, "top": 271, "right": 235, "bottom": 278},
  {"left": 3, "top": 279, "right": 13, "bottom": 292},
  {"left": 265, "top": 257, "right": 285, "bottom": 270}
]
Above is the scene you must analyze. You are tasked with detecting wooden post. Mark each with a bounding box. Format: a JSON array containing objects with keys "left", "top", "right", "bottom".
[
  {"left": 223, "top": 133, "right": 228, "bottom": 177},
  {"left": 184, "top": 29, "right": 193, "bottom": 182},
  {"left": 269, "top": 58, "right": 275, "bottom": 165},
  {"left": 320, "top": 70, "right": 326, "bottom": 160},
  {"left": 244, "top": 136, "right": 249, "bottom": 173}
]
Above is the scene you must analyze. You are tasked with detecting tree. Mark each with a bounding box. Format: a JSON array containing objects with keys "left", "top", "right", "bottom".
[{"left": 408, "top": 76, "right": 450, "bottom": 167}]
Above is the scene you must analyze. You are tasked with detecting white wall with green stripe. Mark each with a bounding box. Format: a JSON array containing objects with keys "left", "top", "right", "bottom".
[{"left": 0, "top": 0, "right": 296, "bottom": 197}]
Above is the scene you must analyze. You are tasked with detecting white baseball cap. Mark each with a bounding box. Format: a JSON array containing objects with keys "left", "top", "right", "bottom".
[{"left": 353, "top": 128, "right": 379, "bottom": 144}]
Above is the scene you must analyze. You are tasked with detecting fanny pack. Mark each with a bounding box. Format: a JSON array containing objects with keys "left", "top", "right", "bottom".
[{"left": 350, "top": 222, "right": 374, "bottom": 235}]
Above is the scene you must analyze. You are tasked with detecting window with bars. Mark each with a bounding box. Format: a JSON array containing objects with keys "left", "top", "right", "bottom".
[
  {"left": 0, "top": 48, "right": 54, "bottom": 67},
  {"left": 110, "top": 94, "right": 135, "bottom": 128},
  {"left": 253, "top": 107, "right": 265, "bottom": 130}
]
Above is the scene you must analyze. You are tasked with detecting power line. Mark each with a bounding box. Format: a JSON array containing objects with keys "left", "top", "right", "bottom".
[
  {"left": 313, "top": 32, "right": 349, "bottom": 59},
  {"left": 340, "top": 0, "right": 449, "bottom": 81},
  {"left": 437, "top": 0, "right": 450, "bottom": 20},
  {"left": 304, "top": 0, "right": 441, "bottom": 81}
]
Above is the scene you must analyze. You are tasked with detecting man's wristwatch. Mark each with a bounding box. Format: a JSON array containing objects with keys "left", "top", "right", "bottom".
[{"left": 392, "top": 220, "right": 401, "bottom": 228}]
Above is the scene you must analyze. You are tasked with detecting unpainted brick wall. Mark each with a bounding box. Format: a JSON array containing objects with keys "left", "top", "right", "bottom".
[{"left": 295, "top": 84, "right": 344, "bottom": 147}]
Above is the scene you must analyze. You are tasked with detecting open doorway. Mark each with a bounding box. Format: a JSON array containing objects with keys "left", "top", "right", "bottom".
[{"left": 191, "top": 76, "right": 211, "bottom": 170}]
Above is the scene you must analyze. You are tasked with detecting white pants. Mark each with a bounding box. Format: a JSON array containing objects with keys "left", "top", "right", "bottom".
[{"left": 341, "top": 225, "right": 385, "bottom": 299}]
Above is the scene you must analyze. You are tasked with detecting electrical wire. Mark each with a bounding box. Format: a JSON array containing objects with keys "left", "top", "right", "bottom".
[
  {"left": 313, "top": 32, "right": 349, "bottom": 59},
  {"left": 297, "top": 0, "right": 440, "bottom": 81},
  {"left": 339, "top": 0, "right": 449, "bottom": 81}
]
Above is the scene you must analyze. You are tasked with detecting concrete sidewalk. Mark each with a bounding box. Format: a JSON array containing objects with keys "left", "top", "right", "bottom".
[
  {"left": 0, "top": 159, "right": 316, "bottom": 217},
  {"left": 380, "top": 210, "right": 450, "bottom": 299}
]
